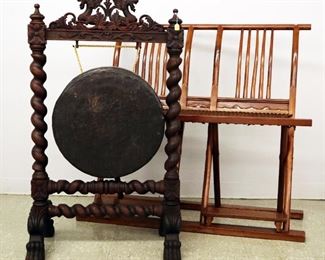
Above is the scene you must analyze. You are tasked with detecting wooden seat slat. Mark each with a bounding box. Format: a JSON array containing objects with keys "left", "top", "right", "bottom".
[{"left": 179, "top": 114, "right": 312, "bottom": 127}]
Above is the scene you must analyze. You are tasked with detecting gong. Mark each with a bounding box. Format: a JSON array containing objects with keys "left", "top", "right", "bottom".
[{"left": 52, "top": 67, "right": 165, "bottom": 178}]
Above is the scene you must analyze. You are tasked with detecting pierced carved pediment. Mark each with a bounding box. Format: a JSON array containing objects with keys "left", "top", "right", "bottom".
[{"left": 49, "top": 0, "right": 164, "bottom": 32}]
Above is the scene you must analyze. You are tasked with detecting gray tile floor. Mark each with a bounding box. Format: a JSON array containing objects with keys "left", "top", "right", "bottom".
[{"left": 0, "top": 195, "right": 324, "bottom": 259}]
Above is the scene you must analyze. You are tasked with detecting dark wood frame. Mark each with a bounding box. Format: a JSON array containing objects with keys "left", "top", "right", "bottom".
[{"left": 26, "top": 2, "right": 184, "bottom": 260}]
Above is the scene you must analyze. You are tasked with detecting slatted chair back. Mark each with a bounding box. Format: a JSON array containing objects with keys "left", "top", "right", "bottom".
[
  {"left": 112, "top": 41, "right": 169, "bottom": 97},
  {"left": 179, "top": 24, "right": 310, "bottom": 117},
  {"left": 112, "top": 24, "right": 310, "bottom": 118}
]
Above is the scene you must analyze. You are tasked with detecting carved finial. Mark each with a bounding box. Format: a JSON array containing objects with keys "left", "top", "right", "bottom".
[
  {"left": 30, "top": 3, "right": 44, "bottom": 20},
  {"left": 169, "top": 8, "right": 182, "bottom": 29},
  {"left": 28, "top": 3, "right": 46, "bottom": 45}
]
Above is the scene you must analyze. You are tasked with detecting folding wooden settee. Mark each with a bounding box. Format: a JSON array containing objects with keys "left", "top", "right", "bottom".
[{"left": 79, "top": 23, "right": 312, "bottom": 242}]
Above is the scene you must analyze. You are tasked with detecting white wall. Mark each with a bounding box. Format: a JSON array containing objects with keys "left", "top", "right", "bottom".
[{"left": 0, "top": 0, "right": 324, "bottom": 198}]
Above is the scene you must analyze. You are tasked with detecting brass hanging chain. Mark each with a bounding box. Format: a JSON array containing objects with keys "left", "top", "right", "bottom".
[{"left": 72, "top": 41, "right": 140, "bottom": 74}]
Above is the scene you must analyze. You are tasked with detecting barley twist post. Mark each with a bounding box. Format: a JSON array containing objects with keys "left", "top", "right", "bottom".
[
  {"left": 26, "top": 4, "right": 54, "bottom": 260},
  {"left": 160, "top": 9, "right": 184, "bottom": 260}
]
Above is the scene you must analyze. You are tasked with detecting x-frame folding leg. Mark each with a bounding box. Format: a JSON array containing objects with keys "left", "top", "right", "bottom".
[{"left": 199, "top": 123, "right": 303, "bottom": 240}]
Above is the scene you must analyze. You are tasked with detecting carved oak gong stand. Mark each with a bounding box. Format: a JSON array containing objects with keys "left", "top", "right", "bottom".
[{"left": 26, "top": 2, "right": 183, "bottom": 259}]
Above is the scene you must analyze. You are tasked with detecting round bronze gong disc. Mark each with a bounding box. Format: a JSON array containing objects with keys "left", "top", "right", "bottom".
[{"left": 52, "top": 67, "right": 165, "bottom": 178}]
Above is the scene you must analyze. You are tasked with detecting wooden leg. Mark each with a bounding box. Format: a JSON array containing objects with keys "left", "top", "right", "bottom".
[
  {"left": 159, "top": 122, "right": 185, "bottom": 260},
  {"left": 212, "top": 124, "right": 221, "bottom": 208},
  {"left": 275, "top": 126, "right": 288, "bottom": 231},
  {"left": 26, "top": 201, "right": 54, "bottom": 260},
  {"left": 283, "top": 126, "right": 295, "bottom": 232},
  {"left": 160, "top": 37, "right": 183, "bottom": 256},
  {"left": 160, "top": 181, "right": 181, "bottom": 258},
  {"left": 200, "top": 124, "right": 214, "bottom": 225}
]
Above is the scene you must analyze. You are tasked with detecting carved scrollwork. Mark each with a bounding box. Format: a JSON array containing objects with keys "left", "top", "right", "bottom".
[
  {"left": 160, "top": 209, "right": 181, "bottom": 235},
  {"left": 27, "top": 204, "right": 55, "bottom": 237},
  {"left": 49, "top": 0, "right": 164, "bottom": 32},
  {"left": 26, "top": 203, "right": 54, "bottom": 260},
  {"left": 28, "top": 23, "right": 46, "bottom": 45}
]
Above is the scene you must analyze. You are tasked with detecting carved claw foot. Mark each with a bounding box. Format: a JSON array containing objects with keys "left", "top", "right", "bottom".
[
  {"left": 26, "top": 236, "right": 44, "bottom": 260},
  {"left": 26, "top": 203, "right": 55, "bottom": 259},
  {"left": 164, "top": 234, "right": 181, "bottom": 260}
]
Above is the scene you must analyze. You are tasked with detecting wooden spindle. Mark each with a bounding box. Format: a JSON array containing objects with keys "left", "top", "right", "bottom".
[
  {"left": 266, "top": 30, "right": 274, "bottom": 99},
  {"left": 258, "top": 30, "right": 266, "bottom": 98},
  {"left": 289, "top": 27, "right": 300, "bottom": 116},
  {"left": 141, "top": 42, "right": 149, "bottom": 79},
  {"left": 283, "top": 126, "right": 295, "bottom": 231},
  {"left": 113, "top": 41, "right": 122, "bottom": 67},
  {"left": 250, "top": 30, "right": 259, "bottom": 98},
  {"left": 200, "top": 124, "right": 214, "bottom": 224},
  {"left": 210, "top": 26, "right": 223, "bottom": 110},
  {"left": 235, "top": 30, "right": 244, "bottom": 98},
  {"left": 160, "top": 45, "right": 168, "bottom": 96},
  {"left": 180, "top": 26, "right": 194, "bottom": 107},
  {"left": 134, "top": 42, "right": 141, "bottom": 75},
  {"left": 148, "top": 43, "right": 156, "bottom": 86},
  {"left": 154, "top": 43, "right": 162, "bottom": 94},
  {"left": 243, "top": 30, "right": 251, "bottom": 98}
]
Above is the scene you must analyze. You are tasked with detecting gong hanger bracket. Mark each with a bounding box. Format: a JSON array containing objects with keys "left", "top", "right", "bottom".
[
  {"left": 73, "top": 41, "right": 139, "bottom": 49},
  {"left": 72, "top": 41, "right": 142, "bottom": 74}
]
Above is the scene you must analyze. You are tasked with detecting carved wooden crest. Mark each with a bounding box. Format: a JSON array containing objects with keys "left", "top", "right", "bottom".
[{"left": 49, "top": 0, "right": 164, "bottom": 32}]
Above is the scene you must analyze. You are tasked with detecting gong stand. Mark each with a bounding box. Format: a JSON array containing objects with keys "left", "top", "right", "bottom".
[{"left": 26, "top": 1, "right": 183, "bottom": 260}]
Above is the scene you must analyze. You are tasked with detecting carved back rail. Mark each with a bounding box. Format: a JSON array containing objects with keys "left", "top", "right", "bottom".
[{"left": 112, "top": 24, "right": 310, "bottom": 117}]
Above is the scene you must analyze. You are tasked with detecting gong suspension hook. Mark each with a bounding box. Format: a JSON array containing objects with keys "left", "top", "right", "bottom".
[{"left": 72, "top": 41, "right": 141, "bottom": 74}]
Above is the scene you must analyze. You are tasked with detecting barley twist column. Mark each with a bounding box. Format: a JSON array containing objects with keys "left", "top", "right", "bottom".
[
  {"left": 26, "top": 5, "right": 54, "bottom": 260},
  {"left": 161, "top": 9, "right": 184, "bottom": 260}
]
